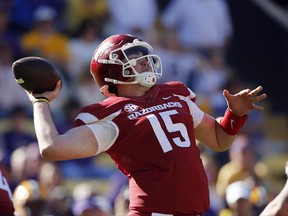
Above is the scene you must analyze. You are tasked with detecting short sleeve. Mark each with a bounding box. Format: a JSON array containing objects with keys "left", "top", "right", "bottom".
[
  {"left": 189, "top": 101, "right": 204, "bottom": 128},
  {"left": 85, "top": 121, "right": 116, "bottom": 154}
]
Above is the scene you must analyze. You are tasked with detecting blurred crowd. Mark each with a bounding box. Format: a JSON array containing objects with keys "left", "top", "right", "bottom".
[{"left": 0, "top": 0, "right": 287, "bottom": 215}]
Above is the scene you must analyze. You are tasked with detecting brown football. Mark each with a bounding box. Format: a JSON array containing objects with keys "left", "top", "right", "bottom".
[{"left": 12, "top": 56, "right": 62, "bottom": 94}]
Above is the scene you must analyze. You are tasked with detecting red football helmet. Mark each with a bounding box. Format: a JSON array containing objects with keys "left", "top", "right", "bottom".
[{"left": 90, "top": 34, "right": 162, "bottom": 89}]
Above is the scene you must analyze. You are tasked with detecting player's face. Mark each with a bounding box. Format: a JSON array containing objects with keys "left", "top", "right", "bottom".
[{"left": 127, "top": 51, "right": 152, "bottom": 73}]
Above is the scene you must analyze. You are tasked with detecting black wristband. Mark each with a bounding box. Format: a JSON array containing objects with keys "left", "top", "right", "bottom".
[{"left": 32, "top": 97, "right": 50, "bottom": 105}]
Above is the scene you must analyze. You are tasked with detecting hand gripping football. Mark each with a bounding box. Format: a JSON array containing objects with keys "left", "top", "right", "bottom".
[{"left": 12, "top": 56, "right": 62, "bottom": 94}]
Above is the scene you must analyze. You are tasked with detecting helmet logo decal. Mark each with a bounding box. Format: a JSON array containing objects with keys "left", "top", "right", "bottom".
[
  {"left": 124, "top": 103, "right": 139, "bottom": 113},
  {"left": 95, "top": 42, "right": 113, "bottom": 58}
]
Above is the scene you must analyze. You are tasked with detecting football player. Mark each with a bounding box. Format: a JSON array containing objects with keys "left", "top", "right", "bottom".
[
  {"left": 0, "top": 170, "right": 15, "bottom": 216},
  {"left": 26, "top": 34, "right": 267, "bottom": 215}
]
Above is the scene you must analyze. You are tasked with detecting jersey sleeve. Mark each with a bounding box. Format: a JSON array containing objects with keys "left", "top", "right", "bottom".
[
  {"left": 74, "top": 112, "right": 117, "bottom": 154},
  {"left": 166, "top": 82, "right": 202, "bottom": 127},
  {"left": 86, "top": 121, "right": 116, "bottom": 154},
  {"left": 187, "top": 87, "right": 197, "bottom": 102},
  {"left": 185, "top": 87, "right": 203, "bottom": 127},
  {"left": 187, "top": 99, "right": 204, "bottom": 128},
  {"left": 164, "top": 81, "right": 197, "bottom": 102}
]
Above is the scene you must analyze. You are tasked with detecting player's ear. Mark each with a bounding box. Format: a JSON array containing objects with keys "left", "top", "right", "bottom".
[{"left": 100, "top": 85, "right": 116, "bottom": 97}]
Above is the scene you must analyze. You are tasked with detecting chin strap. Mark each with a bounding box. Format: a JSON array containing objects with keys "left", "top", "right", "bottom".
[
  {"left": 104, "top": 78, "right": 138, "bottom": 85},
  {"left": 104, "top": 72, "right": 156, "bottom": 87}
]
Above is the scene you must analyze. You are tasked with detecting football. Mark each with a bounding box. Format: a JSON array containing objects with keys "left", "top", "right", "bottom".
[{"left": 12, "top": 56, "right": 62, "bottom": 94}]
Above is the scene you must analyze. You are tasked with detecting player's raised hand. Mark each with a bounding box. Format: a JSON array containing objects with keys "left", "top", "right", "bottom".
[
  {"left": 26, "top": 80, "right": 62, "bottom": 103},
  {"left": 223, "top": 86, "right": 267, "bottom": 117}
]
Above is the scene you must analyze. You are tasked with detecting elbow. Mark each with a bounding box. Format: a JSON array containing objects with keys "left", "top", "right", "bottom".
[
  {"left": 39, "top": 145, "right": 58, "bottom": 161},
  {"left": 216, "top": 145, "right": 230, "bottom": 152},
  {"left": 208, "top": 143, "right": 230, "bottom": 152},
  {"left": 214, "top": 138, "right": 234, "bottom": 152}
]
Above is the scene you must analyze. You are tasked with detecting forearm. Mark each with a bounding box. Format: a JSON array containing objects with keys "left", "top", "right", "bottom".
[
  {"left": 214, "top": 109, "right": 248, "bottom": 151},
  {"left": 214, "top": 121, "right": 236, "bottom": 151},
  {"left": 195, "top": 114, "right": 235, "bottom": 152},
  {"left": 33, "top": 101, "right": 59, "bottom": 158}
]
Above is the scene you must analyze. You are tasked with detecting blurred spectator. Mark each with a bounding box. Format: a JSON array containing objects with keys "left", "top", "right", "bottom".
[
  {"left": 202, "top": 152, "right": 225, "bottom": 216},
  {"left": 0, "top": 4, "right": 22, "bottom": 59},
  {"left": 155, "top": 29, "right": 200, "bottom": 85},
  {"left": 105, "top": 0, "right": 158, "bottom": 39},
  {"left": 72, "top": 182, "right": 112, "bottom": 216},
  {"left": 13, "top": 179, "right": 46, "bottom": 216},
  {"left": 216, "top": 134, "right": 268, "bottom": 214},
  {"left": 9, "top": 146, "right": 27, "bottom": 189},
  {"left": 220, "top": 179, "right": 267, "bottom": 216},
  {"left": 12, "top": 150, "right": 70, "bottom": 216},
  {"left": 20, "top": 5, "right": 70, "bottom": 81},
  {"left": 9, "top": 142, "right": 42, "bottom": 188},
  {"left": 37, "top": 161, "right": 63, "bottom": 200},
  {"left": 42, "top": 185, "right": 73, "bottom": 216},
  {"left": 67, "top": 17, "right": 103, "bottom": 82},
  {"left": 18, "top": 5, "right": 71, "bottom": 113},
  {"left": 114, "top": 185, "right": 130, "bottom": 216},
  {"left": 72, "top": 195, "right": 112, "bottom": 216},
  {"left": 58, "top": 154, "right": 116, "bottom": 180},
  {"left": 9, "top": 0, "right": 67, "bottom": 33},
  {"left": 2, "top": 106, "right": 36, "bottom": 165},
  {"left": 105, "top": 170, "right": 128, "bottom": 209},
  {"left": 38, "top": 162, "right": 73, "bottom": 216},
  {"left": 64, "top": 0, "right": 108, "bottom": 35},
  {"left": 72, "top": 64, "right": 106, "bottom": 106},
  {"left": 219, "top": 180, "right": 255, "bottom": 216},
  {"left": 0, "top": 43, "right": 30, "bottom": 116},
  {"left": 156, "top": 0, "right": 173, "bottom": 13},
  {"left": 160, "top": 0, "right": 233, "bottom": 54},
  {"left": 216, "top": 134, "right": 261, "bottom": 198},
  {"left": 56, "top": 97, "right": 82, "bottom": 133},
  {"left": 22, "top": 143, "right": 43, "bottom": 180}
]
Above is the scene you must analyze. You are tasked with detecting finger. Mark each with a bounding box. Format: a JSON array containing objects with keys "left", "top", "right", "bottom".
[
  {"left": 223, "top": 89, "right": 231, "bottom": 100},
  {"left": 253, "top": 93, "right": 267, "bottom": 102},
  {"left": 223, "top": 89, "right": 229, "bottom": 96},
  {"left": 248, "top": 86, "right": 263, "bottom": 96},
  {"left": 253, "top": 104, "right": 264, "bottom": 111},
  {"left": 240, "top": 88, "right": 251, "bottom": 95},
  {"left": 55, "top": 80, "right": 62, "bottom": 90}
]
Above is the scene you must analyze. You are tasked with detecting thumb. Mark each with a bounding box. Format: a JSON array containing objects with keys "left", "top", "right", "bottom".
[{"left": 223, "top": 89, "right": 231, "bottom": 99}]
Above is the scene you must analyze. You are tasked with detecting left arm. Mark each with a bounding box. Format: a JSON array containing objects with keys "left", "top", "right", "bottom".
[{"left": 195, "top": 86, "right": 267, "bottom": 151}]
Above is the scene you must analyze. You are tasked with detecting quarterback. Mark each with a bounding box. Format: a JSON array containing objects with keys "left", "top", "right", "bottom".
[{"left": 26, "top": 34, "right": 266, "bottom": 215}]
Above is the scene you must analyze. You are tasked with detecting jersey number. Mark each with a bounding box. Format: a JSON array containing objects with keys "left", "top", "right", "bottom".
[{"left": 147, "top": 110, "right": 190, "bottom": 153}]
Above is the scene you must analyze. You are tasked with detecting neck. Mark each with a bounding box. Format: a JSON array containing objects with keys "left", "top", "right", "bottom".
[{"left": 118, "top": 84, "right": 151, "bottom": 97}]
